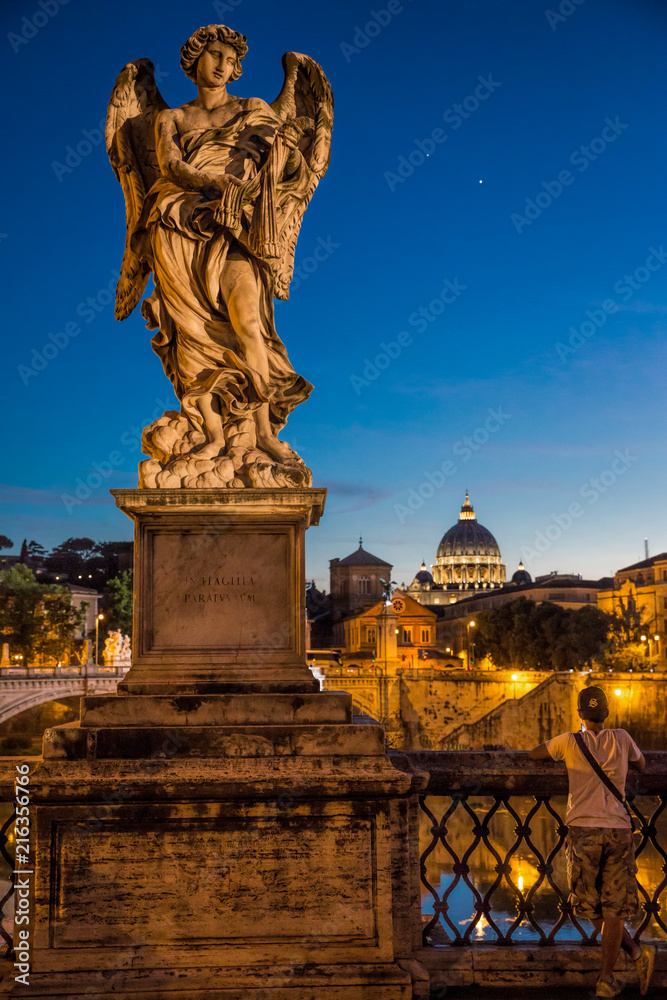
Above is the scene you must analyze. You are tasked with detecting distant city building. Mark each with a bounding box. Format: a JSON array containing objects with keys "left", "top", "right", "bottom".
[
  {"left": 597, "top": 552, "right": 667, "bottom": 668},
  {"left": 67, "top": 584, "right": 101, "bottom": 639},
  {"left": 430, "top": 567, "right": 611, "bottom": 666},
  {"left": 307, "top": 539, "right": 394, "bottom": 649},
  {"left": 433, "top": 565, "right": 608, "bottom": 621},
  {"left": 511, "top": 561, "right": 532, "bottom": 586},
  {"left": 308, "top": 503, "right": 666, "bottom": 673},
  {"left": 329, "top": 538, "right": 392, "bottom": 621},
  {"left": 405, "top": 493, "right": 506, "bottom": 605},
  {"left": 332, "top": 590, "right": 458, "bottom": 672}
]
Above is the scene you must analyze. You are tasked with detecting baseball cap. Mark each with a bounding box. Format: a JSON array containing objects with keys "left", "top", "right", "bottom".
[{"left": 577, "top": 686, "right": 608, "bottom": 718}]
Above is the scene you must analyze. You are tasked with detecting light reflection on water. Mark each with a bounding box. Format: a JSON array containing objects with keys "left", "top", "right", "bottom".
[{"left": 421, "top": 795, "right": 667, "bottom": 943}]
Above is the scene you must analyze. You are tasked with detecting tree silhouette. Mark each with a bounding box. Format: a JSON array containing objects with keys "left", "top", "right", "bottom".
[
  {"left": 0, "top": 565, "right": 85, "bottom": 666},
  {"left": 473, "top": 597, "right": 610, "bottom": 671}
]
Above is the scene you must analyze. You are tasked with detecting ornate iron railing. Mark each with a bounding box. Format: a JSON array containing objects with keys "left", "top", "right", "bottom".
[
  {"left": 394, "top": 750, "right": 667, "bottom": 947},
  {"left": 0, "top": 800, "right": 14, "bottom": 959}
]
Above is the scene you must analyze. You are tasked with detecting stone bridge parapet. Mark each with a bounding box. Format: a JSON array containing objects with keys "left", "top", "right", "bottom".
[{"left": 0, "top": 668, "right": 127, "bottom": 725}]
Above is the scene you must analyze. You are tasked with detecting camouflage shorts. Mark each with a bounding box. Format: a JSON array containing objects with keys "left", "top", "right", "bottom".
[{"left": 565, "top": 826, "right": 640, "bottom": 921}]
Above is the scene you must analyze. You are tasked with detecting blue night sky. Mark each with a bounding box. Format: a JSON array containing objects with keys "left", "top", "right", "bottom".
[{"left": 1, "top": 0, "right": 666, "bottom": 591}]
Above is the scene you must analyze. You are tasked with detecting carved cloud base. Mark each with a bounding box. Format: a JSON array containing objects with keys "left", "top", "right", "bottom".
[
  {"left": 139, "top": 410, "right": 312, "bottom": 489},
  {"left": 138, "top": 452, "right": 312, "bottom": 489}
]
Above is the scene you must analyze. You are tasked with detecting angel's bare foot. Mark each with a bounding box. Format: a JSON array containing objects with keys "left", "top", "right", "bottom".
[
  {"left": 193, "top": 439, "right": 225, "bottom": 459},
  {"left": 256, "top": 434, "right": 294, "bottom": 463}
]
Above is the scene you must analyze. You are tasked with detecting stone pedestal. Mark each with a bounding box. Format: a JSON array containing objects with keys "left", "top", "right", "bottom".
[
  {"left": 112, "top": 488, "right": 324, "bottom": 694},
  {"left": 10, "top": 489, "right": 428, "bottom": 999}
]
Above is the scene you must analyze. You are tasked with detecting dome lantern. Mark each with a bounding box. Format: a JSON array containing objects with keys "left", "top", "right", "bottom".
[{"left": 459, "top": 492, "right": 476, "bottom": 521}]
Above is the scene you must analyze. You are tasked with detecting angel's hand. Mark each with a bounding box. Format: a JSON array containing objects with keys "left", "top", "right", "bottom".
[
  {"left": 200, "top": 174, "right": 243, "bottom": 199},
  {"left": 201, "top": 182, "right": 221, "bottom": 200},
  {"left": 278, "top": 120, "right": 306, "bottom": 151}
]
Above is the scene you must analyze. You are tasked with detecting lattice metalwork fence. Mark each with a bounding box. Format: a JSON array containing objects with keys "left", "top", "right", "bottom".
[
  {"left": 390, "top": 750, "right": 667, "bottom": 948},
  {"left": 419, "top": 791, "right": 666, "bottom": 946},
  {"left": 0, "top": 803, "right": 15, "bottom": 959}
]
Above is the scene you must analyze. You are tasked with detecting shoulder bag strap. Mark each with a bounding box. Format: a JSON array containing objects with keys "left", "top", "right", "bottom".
[{"left": 573, "top": 731, "right": 635, "bottom": 827}]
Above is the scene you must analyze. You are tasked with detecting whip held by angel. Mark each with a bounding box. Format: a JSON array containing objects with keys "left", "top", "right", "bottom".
[{"left": 106, "top": 24, "right": 333, "bottom": 488}]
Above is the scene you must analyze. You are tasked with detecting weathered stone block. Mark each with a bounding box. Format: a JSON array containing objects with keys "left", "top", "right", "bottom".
[
  {"left": 112, "top": 488, "right": 325, "bottom": 694},
  {"left": 17, "top": 755, "right": 425, "bottom": 999},
  {"left": 80, "top": 692, "right": 353, "bottom": 727},
  {"left": 51, "top": 809, "right": 380, "bottom": 949},
  {"left": 42, "top": 722, "right": 385, "bottom": 760}
]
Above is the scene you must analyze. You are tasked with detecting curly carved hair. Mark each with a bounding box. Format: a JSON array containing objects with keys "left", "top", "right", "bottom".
[{"left": 180, "top": 24, "right": 248, "bottom": 83}]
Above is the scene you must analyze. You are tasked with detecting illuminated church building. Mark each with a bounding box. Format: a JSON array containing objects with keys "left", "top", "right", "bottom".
[
  {"left": 308, "top": 492, "right": 617, "bottom": 654},
  {"left": 405, "top": 493, "right": 506, "bottom": 606}
]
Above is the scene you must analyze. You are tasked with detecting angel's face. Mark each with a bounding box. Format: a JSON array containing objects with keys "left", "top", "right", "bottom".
[{"left": 196, "top": 42, "right": 238, "bottom": 89}]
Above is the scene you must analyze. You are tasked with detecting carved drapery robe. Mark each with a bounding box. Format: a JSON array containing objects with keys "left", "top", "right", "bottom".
[{"left": 138, "top": 103, "right": 314, "bottom": 452}]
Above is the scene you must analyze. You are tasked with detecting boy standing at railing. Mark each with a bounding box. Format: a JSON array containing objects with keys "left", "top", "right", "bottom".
[{"left": 529, "top": 685, "right": 655, "bottom": 997}]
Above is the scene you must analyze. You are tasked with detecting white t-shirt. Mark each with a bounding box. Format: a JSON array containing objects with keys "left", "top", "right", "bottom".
[{"left": 545, "top": 729, "right": 642, "bottom": 828}]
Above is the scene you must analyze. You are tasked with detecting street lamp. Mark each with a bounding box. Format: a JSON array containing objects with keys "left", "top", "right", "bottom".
[
  {"left": 511, "top": 672, "right": 518, "bottom": 699},
  {"left": 95, "top": 613, "right": 104, "bottom": 666},
  {"left": 647, "top": 634, "right": 660, "bottom": 659},
  {"left": 466, "top": 620, "right": 476, "bottom": 670},
  {"left": 640, "top": 634, "right": 661, "bottom": 660}
]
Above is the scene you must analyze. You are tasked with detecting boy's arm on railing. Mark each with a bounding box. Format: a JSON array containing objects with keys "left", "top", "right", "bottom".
[{"left": 529, "top": 743, "right": 552, "bottom": 760}]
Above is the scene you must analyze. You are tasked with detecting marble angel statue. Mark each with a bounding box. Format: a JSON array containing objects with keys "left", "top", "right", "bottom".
[
  {"left": 106, "top": 24, "right": 333, "bottom": 488},
  {"left": 102, "top": 630, "right": 122, "bottom": 667}
]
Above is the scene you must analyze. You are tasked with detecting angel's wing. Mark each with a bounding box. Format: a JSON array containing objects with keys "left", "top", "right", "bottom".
[
  {"left": 269, "top": 53, "right": 334, "bottom": 299},
  {"left": 106, "top": 59, "right": 169, "bottom": 320}
]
